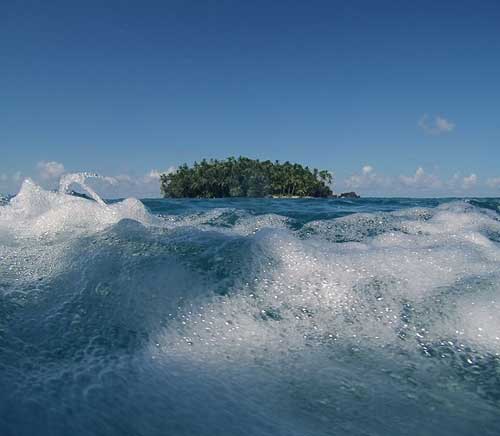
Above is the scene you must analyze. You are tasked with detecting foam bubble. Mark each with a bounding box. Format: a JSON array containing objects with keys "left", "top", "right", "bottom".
[
  {"left": 2, "top": 184, "right": 500, "bottom": 435},
  {"left": 0, "top": 179, "right": 157, "bottom": 240},
  {"left": 158, "top": 200, "right": 500, "bottom": 365}
]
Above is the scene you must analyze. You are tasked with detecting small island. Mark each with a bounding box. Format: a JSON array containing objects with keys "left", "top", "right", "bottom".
[{"left": 160, "top": 157, "right": 335, "bottom": 198}]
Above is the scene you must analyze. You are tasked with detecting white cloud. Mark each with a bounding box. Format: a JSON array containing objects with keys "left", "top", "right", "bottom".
[
  {"left": 418, "top": 114, "right": 455, "bottom": 135},
  {"left": 362, "top": 165, "right": 373, "bottom": 175},
  {"left": 142, "top": 167, "right": 175, "bottom": 183},
  {"left": 399, "top": 167, "right": 443, "bottom": 190},
  {"left": 4, "top": 160, "right": 495, "bottom": 198},
  {"left": 435, "top": 116, "right": 454, "bottom": 132},
  {"left": 462, "top": 173, "right": 477, "bottom": 189},
  {"left": 1, "top": 161, "right": 69, "bottom": 193},
  {"left": 37, "top": 161, "right": 65, "bottom": 180},
  {"left": 343, "top": 164, "right": 391, "bottom": 193},
  {"left": 84, "top": 168, "right": 176, "bottom": 198},
  {"left": 486, "top": 177, "right": 500, "bottom": 189},
  {"left": 341, "top": 166, "right": 487, "bottom": 196},
  {"left": 345, "top": 165, "right": 444, "bottom": 195},
  {"left": 0, "top": 162, "right": 177, "bottom": 198},
  {"left": 144, "top": 169, "right": 161, "bottom": 182},
  {"left": 0, "top": 171, "right": 24, "bottom": 194}
]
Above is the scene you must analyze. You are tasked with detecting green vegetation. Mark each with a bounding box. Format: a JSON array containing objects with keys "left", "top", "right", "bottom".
[{"left": 160, "top": 157, "right": 333, "bottom": 198}]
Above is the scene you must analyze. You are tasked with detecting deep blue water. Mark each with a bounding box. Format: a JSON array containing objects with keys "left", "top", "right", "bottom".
[{"left": 1, "top": 181, "right": 500, "bottom": 435}]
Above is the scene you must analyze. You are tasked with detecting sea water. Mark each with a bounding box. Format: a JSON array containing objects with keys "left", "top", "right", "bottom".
[{"left": 1, "top": 178, "right": 500, "bottom": 435}]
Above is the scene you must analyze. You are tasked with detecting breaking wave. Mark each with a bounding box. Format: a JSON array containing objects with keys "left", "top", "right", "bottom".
[{"left": 1, "top": 178, "right": 500, "bottom": 435}]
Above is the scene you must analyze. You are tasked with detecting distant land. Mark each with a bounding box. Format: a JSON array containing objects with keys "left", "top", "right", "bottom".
[{"left": 160, "top": 157, "right": 359, "bottom": 199}]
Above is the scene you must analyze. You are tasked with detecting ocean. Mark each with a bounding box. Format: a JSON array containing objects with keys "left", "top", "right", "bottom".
[{"left": 1, "top": 178, "right": 500, "bottom": 435}]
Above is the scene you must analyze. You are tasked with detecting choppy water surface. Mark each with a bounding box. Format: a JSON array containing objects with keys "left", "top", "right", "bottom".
[{"left": 1, "top": 180, "right": 500, "bottom": 435}]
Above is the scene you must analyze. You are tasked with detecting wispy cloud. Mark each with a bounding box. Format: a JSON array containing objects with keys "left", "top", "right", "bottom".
[
  {"left": 486, "top": 177, "right": 500, "bottom": 189},
  {"left": 84, "top": 167, "right": 177, "bottom": 198},
  {"left": 342, "top": 166, "right": 487, "bottom": 196},
  {"left": 12, "top": 171, "right": 23, "bottom": 182},
  {"left": 37, "top": 160, "right": 65, "bottom": 180},
  {"left": 418, "top": 114, "right": 455, "bottom": 135},
  {"left": 3, "top": 161, "right": 500, "bottom": 198},
  {"left": 344, "top": 165, "right": 391, "bottom": 191},
  {"left": 461, "top": 173, "right": 477, "bottom": 190},
  {"left": 399, "top": 167, "right": 443, "bottom": 190},
  {"left": 0, "top": 161, "right": 177, "bottom": 198}
]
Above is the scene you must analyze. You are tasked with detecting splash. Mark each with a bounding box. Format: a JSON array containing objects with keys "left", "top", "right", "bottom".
[
  {"left": 58, "top": 172, "right": 115, "bottom": 205},
  {"left": 0, "top": 178, "right": 155, "bottom": 240}
]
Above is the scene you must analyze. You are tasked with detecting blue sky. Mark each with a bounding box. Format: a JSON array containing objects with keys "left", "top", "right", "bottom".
[{"left": 1, "top": 0, "right": 500, "bottom": 197}]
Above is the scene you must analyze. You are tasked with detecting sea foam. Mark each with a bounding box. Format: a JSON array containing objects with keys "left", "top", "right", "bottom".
[{"left": 1, "top": 180, "right": 500, "bottom": 436}]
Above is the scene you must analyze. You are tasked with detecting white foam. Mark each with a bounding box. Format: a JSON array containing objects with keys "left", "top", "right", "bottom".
[
  {"left": 2, "top": 180, "right": 499, "bottom": 361},
  {"left": 457, "top": 297, "right": 500, "bottom": 354},
  {"left": 2, "top": 183, "right": 500, "bottom": 434},
  {"left": 0, "top": 178, "right": 157, "bottom": 240},
  {"left": 157, "top": 201, "right": 500, "bottom": 364}
]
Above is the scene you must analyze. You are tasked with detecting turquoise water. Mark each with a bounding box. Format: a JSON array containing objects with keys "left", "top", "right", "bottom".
[{"left": 1, "top": 180, "right": 500, "bottom": 435}]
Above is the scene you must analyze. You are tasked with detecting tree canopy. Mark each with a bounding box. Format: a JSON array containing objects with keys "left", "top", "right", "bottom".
[{"left": 160, "top": 157, "right": 333, "bottom": 198}]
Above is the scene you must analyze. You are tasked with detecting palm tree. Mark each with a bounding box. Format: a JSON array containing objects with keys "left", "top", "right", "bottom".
[{"left": 161, "top": 157, "right": 333, "bottom": 198}]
